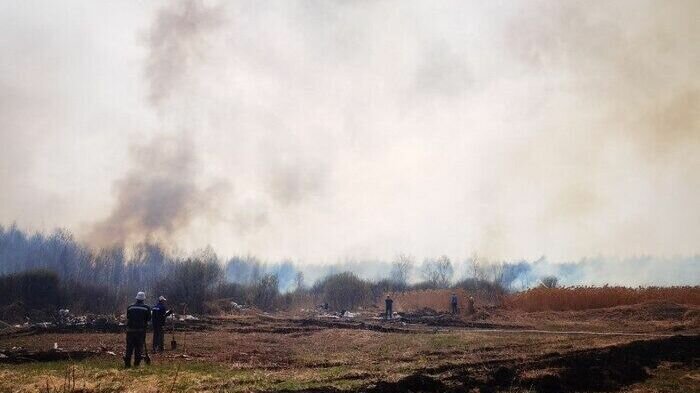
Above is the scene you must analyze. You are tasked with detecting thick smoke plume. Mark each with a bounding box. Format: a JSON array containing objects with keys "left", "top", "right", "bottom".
[
  {"left": 87, "top": 136, "right": 214, "bottom": 247},
  {"left": 88, "top": 1, "right": 227, "bottom": 247}
]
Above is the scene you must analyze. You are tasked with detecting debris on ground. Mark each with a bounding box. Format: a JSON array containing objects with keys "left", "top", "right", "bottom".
[
  {"left": 230, "top": 302, "right": 248, "bottom": 311},
  {"left": 19, "top": 313, "right": 124, "bottom": 333},
  {"left": 0, "top": 348, "right": 101, "bottom": 364}
]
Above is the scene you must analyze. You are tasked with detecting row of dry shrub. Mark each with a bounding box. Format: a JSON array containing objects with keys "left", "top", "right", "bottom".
[{"left": 505, "top": 286, "right": 700, "bottom": 312}]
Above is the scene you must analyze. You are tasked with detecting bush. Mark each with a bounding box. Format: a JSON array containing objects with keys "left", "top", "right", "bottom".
[
  {"left": 60, "top": 281, "right": 121, "bottom": 314},
  {"left": 540, "top": 276, "right": 559, "bottom": 288},
  {"left": 370, "top": 279, "right": 406, "bottom": 300},
  {"left": 0, "top": 270, "right": 123, "bottom": 321},
  {"left": 0, "top": 270, "right": 61, "bottom": 310},
  {"left": 215, "top": 282, "right": 248, "bottom": 304},
  {"left": 250, "top": 274, "right": 280, "bottom": 310},
  {"left": 153, "top": 258, "right": 223, "bottom": 313},
  {"left": 313, "top": 272, "right": 371, "bottom": 311}
]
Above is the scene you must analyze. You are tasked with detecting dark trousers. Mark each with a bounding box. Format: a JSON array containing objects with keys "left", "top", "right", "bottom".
[
  {"left": 124, "top": 331, "right": 145, "bottom": 367},
  {"left": 153, "top": 327, "right": 165, "bottom": 352},
  {"left": 451, "top": 303, "right": 458, "bottom": 314},
  {"left": 385, "top": 305, "right": 392, "bottom": 320}
]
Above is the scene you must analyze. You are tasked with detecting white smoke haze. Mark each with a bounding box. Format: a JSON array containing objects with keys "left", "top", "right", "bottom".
[{"left": 0, "top": 1, "right": 698, "bottom": 285}]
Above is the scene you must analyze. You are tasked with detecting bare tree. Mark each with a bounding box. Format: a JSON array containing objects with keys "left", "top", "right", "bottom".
[
  {"left": 390, "top": 253, "right": 414, "bottom": 287},
  {"left": 251, "top": 274, "right": 279, "bottom": 310},
  {"left": 294, "top": 271, "right": 305, "bottom": 290},
  {"left": 468, "top": 253, "right": 487, "bottom": 281},
  {"left": 487, "top": 262, "right": 506, "bottom": 287},
  {"left": 421, "top": 255, "right": 454, "bottom": 288}
]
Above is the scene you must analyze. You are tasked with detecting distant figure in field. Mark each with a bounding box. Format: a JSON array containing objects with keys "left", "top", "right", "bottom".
[
  {"left": 450, "top": 293, "right": 459, "bottom": 315},
  {"left": 466, "top": 296, "right": 475, "bottom": 315},
  {"left": 385, "top": 295, "right": 393, "bottom": 320},
  {"left": 124, "top": 291, "right": 151, "bottom": 368},
  {"left": 151, "top": 296, "right": 172, "bottom": 353}
]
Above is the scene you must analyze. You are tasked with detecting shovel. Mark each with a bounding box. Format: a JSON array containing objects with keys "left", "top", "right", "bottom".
[{"left": 170, "top": 315, "right": 177, "bottom": 350}]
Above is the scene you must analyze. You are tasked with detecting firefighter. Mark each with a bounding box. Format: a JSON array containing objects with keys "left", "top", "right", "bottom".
[
  {"left": 385, "top": 295, "right": 393, "bottom": 320},
  {"left": 124, "top": 291, "right": 151, "bottom": 368},
  {"left": 152, "top": 296, "right": 172, "bottom": 353},
  {"left": 450, "top": 293, "right": 459, "bottom": 314}
]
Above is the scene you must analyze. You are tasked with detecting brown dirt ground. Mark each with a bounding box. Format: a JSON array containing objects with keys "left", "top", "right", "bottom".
[{"left": 0, "top": 302, "right": 698, "bottom": 392}]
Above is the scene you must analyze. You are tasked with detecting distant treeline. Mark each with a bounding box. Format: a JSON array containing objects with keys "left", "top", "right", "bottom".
[
  {"left": 0, "top": 225, "right": 506, "bottom": 319},
  {"left": 0, "top": 225, "right": 506, "bottom": 312},
  {"left": 1, "top": 224, "right": 698, "bottom": 320}
]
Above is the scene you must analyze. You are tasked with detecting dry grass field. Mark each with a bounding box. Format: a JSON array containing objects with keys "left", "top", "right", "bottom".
[
  {"left": 0, "top": 299, "right": 698, "bottom": 393},
  {"left": 506, "top": 286, "right": 700, "bottom": 312}
]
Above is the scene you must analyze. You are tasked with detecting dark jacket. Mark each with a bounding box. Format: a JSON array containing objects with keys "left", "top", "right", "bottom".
[
  {"left": 126, "top": 301, "right": 151, "bottom": 331},
  {"left": 152, "top": 303, "right": 172, "bottom": 329}
]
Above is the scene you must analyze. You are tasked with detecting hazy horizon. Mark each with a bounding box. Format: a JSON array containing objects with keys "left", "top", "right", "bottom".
[{"left": 1, "top": 1, "right": 698, "bottom": 266}]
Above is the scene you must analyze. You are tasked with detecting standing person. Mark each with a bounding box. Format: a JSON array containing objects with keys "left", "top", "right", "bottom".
[
  {"left": 151, "top": 296, "right": 172, "bottom": 353},
  {"left": 466, "top": 296, "right": 475, "bottom": 315},
  {"left": 124, "top": 291, "right": 151, "bottom": 368},
  {"left": 450, "top": 293, "right": 459, "bottom": 315},
  {"left": 385, "top": 295, "right": 393, "bottom": 320}
]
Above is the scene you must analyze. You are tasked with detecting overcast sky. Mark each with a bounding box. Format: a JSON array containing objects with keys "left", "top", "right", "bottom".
[{"left": 1, "top": 0, "right": 698, "bottom": 264}]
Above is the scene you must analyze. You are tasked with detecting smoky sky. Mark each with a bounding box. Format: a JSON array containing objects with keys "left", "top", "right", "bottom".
[{"left": 1, "top": 0, "right": 698, "bottom": 264}]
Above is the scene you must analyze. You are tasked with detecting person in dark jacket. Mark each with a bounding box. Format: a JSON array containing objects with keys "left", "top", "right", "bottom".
[
  {"left": 151, "top": 296, "right": 172, "bottom": 352},
  {"left": 385, "top": 295, "right": 393, "bottom": 320},
  {"left": 451, "top": 293, "right": 459, "bottom": 314},
  {"left": 124, "top": 291, "right": 151, "bottom": 368}
]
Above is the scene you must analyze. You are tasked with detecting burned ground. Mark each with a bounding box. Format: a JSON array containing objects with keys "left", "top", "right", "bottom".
[{"left": 0, "top": 304, "right": 698, "bottom": 392}]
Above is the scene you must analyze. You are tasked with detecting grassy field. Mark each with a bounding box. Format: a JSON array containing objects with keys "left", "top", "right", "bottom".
[
  {"left": 0, "top": 331, "right": 653, "bottom": 393},
  {"left": 1, "top": 302, "right": 698, "bottom": 392}
]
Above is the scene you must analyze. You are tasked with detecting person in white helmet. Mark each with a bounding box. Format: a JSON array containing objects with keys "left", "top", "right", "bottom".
[
  {"left": 151, "top": 296, "right": 172, "bottom": 353},
  {"left": 124, "top": 291, "right": 151, "bottom": 368}
]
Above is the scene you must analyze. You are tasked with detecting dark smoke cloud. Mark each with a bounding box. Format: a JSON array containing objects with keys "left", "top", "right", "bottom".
[
  {"left": 88, "top": 1, "right": 228, "bottom": 247},
  {"left": 87, "top": 135, "right": 217, "bottom": 247}
]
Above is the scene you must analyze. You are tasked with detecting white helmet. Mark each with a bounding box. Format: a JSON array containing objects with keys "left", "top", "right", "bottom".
[
  {"left": 159, "top": 296, "right": 167, "bottom": 302},
  {"left": 135, "top": 291, "right": 146, "bottom": 301}
]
